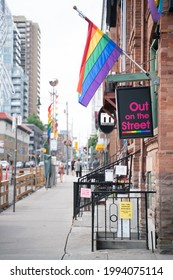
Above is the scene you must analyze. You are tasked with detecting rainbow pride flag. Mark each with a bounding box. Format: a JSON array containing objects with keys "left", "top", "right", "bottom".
[
  {"left": 148, "top": 0, "right": 163, "bottom": 22},
  {"left": 77, "top": 18, "right": 122, "bottom": 107}
]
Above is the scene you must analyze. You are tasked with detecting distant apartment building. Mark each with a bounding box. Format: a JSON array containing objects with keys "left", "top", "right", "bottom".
[
  {"left": 26, "top": 124, "right": 43, "bottom": 163},
  {"left": 13, "top": 16, "right": 41, "bottom": 117},
  {"left": 0, "top": 3, "right": 41, "bottom": 121},
  {"left": 11, "top": 23, "right": 29, "bottom": 122},
  {"left": 0, "top": 112, "right": 31, "bottom": 162},
  {"left": 0, "top": 1, "right": 15, "bottom": 113},
  {"left": 0, "top": 1, "right": 29, "bottom": 122},
  {"left": 0, "top": 1, "right": 42, "bottom": 165}
]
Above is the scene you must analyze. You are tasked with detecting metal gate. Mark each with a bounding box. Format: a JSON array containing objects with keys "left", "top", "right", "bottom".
[{"left": 91, "top": 189, "right": 155, "bottom": 252}]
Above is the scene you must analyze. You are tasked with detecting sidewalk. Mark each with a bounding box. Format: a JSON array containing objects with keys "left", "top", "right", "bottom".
[
  {"left": 0, "top": 173, "right": 173, "bottom": 260},
  {"left": 0, "top": 174, "right": 74, "bottom": 260},
  {"left": 64, "top": 211, "right": 173, "bottom": 260}
]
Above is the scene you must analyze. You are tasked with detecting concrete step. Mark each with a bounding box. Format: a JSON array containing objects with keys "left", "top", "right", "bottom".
[{"left": 96, "top": 236, "right": 146, "bottom": 250}]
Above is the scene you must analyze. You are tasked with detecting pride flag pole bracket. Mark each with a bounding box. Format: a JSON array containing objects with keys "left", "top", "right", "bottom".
[{"left": 122, "top": 50, "right": 153, "bottom": 81}]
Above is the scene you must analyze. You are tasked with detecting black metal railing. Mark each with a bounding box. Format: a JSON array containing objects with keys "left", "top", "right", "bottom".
[
  {"left": 91, "top": 190, "right": 156, "bottom": 252},
  {"left": 73, "top": 150, "right": 140, "bottom": 219},
  {"left": 73, "top": 149, "right": 157, "bottom": 252}
]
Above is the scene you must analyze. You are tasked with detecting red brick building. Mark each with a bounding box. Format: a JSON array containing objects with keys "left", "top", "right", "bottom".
[{"left": 103, "top": 0, "right": 173, "bottom": 253}]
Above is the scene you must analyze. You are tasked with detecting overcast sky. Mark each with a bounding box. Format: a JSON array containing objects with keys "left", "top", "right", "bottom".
[{"left": 6, "top": 0, "right": 103, "bottom": 145}]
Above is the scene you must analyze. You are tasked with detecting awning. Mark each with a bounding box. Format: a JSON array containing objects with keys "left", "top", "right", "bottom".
[{"left": 95, "top": 144, "right": 104, "bottom": 151}]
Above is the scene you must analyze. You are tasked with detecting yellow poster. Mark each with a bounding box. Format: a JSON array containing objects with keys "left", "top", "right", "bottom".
[{"left": 120, "top": 202, "right": 132, "bottom": 219}]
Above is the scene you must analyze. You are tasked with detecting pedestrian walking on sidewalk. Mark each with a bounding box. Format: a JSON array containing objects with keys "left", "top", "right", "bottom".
[
  {"left": 75, "top": 158, "right": 82, "bottom": 177},
  {"left": 79, "top": 163, "right": 82, "bottom": 177},
  {"left": 0, "top": 164, "right": 2, "bottom": 183},
  {"left": 92, "top": 157, "right": 100, "bottom": 170},
  {"left": 58, "top": 161, "right": 65, "bottom": 182},
  {"left": 71, "top": 158, "right": 75, "bottom": 176}
]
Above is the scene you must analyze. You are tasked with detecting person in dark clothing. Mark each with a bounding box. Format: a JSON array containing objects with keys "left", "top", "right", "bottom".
[
  {"left": 92, "top": 157, "right": 100, "bottom": 169},
  {"left": 79, "top": 163, "right": 82, "bottom": 177},
  {"left": 71, "top": 159, "right": 75, "bottom": 176}
]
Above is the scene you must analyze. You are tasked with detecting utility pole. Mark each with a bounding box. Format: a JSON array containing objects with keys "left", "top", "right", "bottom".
[{"left": 49, "top": 79, "right": 58, "bottom": 154}]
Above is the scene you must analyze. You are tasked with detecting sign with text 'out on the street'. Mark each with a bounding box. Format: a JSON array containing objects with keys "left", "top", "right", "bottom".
[{"left": 116, "top": 86, "right": 153, "bottom": 139}]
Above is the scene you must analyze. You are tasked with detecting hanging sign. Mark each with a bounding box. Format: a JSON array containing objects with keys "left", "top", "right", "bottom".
[
  {"left": 116, "top": 86, "right": 153, "bottom": 139},
  {"left": 98, "top": 106, "right": 116, "bottom": 134},
  {"left": 50, "top": 139, "right": 57, "bottom": 151}
]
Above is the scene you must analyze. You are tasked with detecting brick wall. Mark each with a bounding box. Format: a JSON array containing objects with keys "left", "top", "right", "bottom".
[
  {"left": 111, "top": 0, "right": 173, "bottom": 253},
  {"left": 156, "top": 5, "right": 173, "bottom": 253}
]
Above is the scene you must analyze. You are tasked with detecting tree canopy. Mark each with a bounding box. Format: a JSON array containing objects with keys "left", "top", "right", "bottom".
[
  {"left": 88, "top": 134, "right": 98, "bottom": 150},
  {"left": 27, "top": 114, "right": 45, "bottom": 131}
]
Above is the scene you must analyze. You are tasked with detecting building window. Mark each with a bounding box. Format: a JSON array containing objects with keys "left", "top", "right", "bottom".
[{"left": 106, "top": 0, "right": 117, "bottom": 28}]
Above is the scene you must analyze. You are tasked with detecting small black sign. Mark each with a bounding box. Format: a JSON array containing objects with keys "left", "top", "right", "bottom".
[
  {"left": 98, "top": 107, "right": 116, "bottom": 134},
  {"left": 116, "top": 86, "right": 153, "bottom": 139}
]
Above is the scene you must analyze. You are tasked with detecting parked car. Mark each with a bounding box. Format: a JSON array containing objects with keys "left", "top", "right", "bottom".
[
  {"left": 29, "top": 160, "right": 35, "bottom": 167},
  {"left": 16, "top": 161, "right": 24, "bottom": 168},
  {"left": 38, "top": 161, "right": 44, "bottom": 166},
  {"left": 24, "top": 161, "right": 35, "bottom": 168},
  {"left": 0, "top": 160, "right": 10, "bottom": 170},
  {"left": 24, "top": 161, "right": 30, "bottom": 168}
]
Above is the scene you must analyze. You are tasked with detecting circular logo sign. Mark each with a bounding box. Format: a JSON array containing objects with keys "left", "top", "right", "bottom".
[{"left": 98, "top": 107, "right": 116, "bottom": 134}]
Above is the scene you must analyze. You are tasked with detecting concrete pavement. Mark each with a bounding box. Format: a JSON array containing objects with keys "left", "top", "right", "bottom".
[
  {"left": 0, "top": 174, "right": 74, "bottom": 260},
  {"left": 0, "top": 174, "right": 173, "bottom": 260}
]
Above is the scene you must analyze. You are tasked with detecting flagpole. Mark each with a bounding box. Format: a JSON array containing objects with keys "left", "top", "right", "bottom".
[
  {"left": 73, "top": 6, "right": 86, "bottom": 19},
  {"left": 122, "top": 50, "right": 151, "bottom": 80}
]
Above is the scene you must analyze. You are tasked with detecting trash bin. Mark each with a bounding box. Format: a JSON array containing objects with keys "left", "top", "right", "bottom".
[
  {"left": 43, "top": 154, "right": 51, "bottom": 188},
  {"left": 49, "top": 156, "right": 56, "bottom": 186}
]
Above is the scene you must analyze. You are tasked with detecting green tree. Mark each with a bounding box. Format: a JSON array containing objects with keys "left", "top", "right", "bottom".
[
  {"left": 88, "top": 134, "right": 98, "bottom": 150},
  {"left": 27, "top": 114, "right": 45, "bottom": 131}
]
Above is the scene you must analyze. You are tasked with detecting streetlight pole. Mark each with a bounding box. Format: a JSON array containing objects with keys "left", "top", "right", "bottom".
[{"left": 49, "top": 79, "right": 58, "bottom": 154}]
